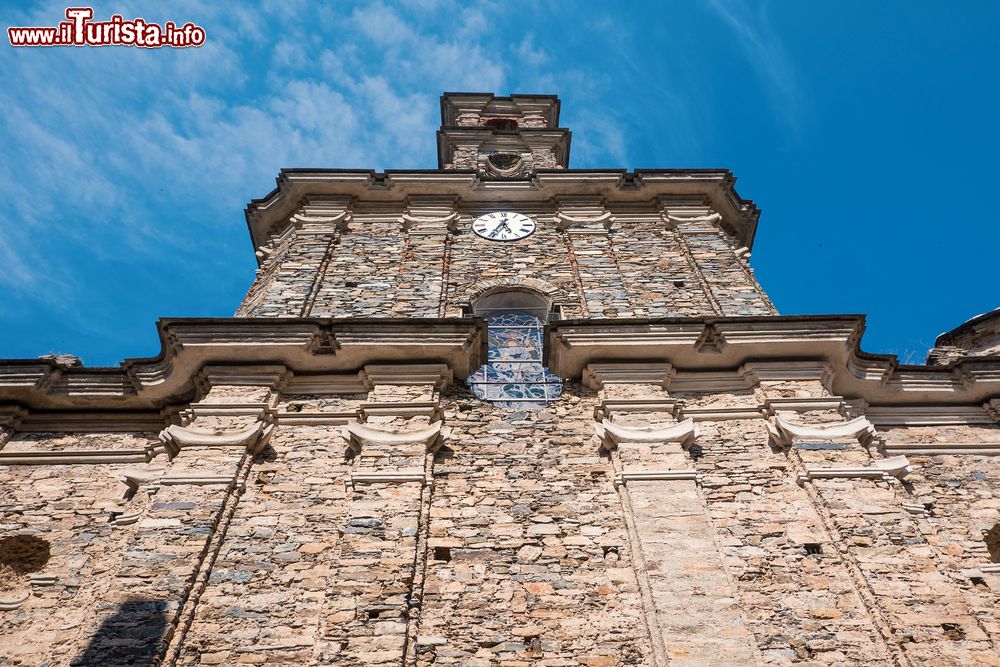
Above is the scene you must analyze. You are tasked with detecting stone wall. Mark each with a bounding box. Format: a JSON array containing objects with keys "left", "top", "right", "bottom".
[
  {"left": 238, "top": 203, "right": 774, "bottom": 320},
  {"left": 3, "top": 377, "right": 999, "bottom": 665}
]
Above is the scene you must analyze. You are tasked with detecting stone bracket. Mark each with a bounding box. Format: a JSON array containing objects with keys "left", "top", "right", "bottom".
[
  {"left": 614, "top": 469, "right": 701, "bottom": 488},
  {"left": 767, "top": 415, "right": 878, "bottom": 449},
  {"left": 159, "top": 421, "right": 274, "bottom": 458},
  {"left": 795, "top": 455, "right": 913, "bottom": 487},
  {"left": 341, "top": 420, "right": 446, "bottom": 454},
  {"left": 400, "top": 196, "right": 460, "bottom": 234},
  {"left": 595, "top": 418, "right": 698, "bottom": 451},
  {"left": 555, "top": 196, "right": 615, "bottom": 232}
]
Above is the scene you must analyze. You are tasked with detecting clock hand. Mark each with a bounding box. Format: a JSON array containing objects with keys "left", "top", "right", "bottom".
[{"left": 488, "top": 221, "right": 512, "bottom": 238}]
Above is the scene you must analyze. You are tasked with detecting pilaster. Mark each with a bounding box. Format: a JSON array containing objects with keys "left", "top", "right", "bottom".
[
  {"left": 239, "top": 197, "right": 354, "bottom": 318},
  {"left": 660, "top": 199, "right": 775, "bottom": 316},
  {"left": 594, "top": 385, "right": 758, "bottom": 666}
]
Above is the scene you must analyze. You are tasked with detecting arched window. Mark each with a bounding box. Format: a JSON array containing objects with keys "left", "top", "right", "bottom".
[{"left": 466, "top": 291, "right": 563, "bottom": 408}]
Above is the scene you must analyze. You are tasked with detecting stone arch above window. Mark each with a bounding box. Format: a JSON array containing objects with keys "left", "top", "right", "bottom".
[
  {"left": 466, "top": 290, "right": 563, "bottom": 409},
  {"left": 459, "top": 277, "right": 563, "bottom": 306}
]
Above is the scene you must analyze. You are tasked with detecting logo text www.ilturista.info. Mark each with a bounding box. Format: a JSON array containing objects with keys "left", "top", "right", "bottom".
[{"left": 8, "top": 7, "right": 206, "bottom": 48}]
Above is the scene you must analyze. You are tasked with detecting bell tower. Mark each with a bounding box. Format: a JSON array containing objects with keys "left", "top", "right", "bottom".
[{"left": 436, "top": 92, "right": 571, "bottom": 177}]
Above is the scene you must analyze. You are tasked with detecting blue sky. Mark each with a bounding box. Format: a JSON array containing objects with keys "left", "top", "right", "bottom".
[{"left": 1, "top": 1, "right": 997, "bottom": 366}]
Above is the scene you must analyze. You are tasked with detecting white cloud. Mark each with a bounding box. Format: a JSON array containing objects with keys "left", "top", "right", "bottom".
[{"left": 707, "top": 0, "right": 803, "bottom": 137}]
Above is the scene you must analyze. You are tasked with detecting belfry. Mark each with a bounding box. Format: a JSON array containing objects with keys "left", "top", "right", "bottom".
[{"left": 1, "top": 92, "right": 999, "bottom": 666}]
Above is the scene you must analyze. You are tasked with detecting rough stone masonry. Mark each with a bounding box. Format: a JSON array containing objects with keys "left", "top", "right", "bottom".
[{"left": 1, "top": 92, "right": 999, "bottom": 666}]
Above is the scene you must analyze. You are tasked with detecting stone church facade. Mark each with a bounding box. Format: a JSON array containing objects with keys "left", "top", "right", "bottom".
[{"left": 1, "top": 93, "right": 998, "bottom": 666}]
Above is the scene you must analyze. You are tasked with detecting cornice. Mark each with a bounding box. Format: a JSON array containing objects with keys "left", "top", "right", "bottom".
[
  {"left": 244, "top": 168, "right": 760, "bottom": 258},
  {"left": 0, "top": 318, "right": 485, "bottom": 412},
  {"left": 5, "top": 315, "right": 998, "bottom": 428},
  {"left": 547, "top": 315, "right": 1000, "bottom": 408}
]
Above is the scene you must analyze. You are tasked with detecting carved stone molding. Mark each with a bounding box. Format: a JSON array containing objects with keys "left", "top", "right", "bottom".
[
  {"left": 0, "top": 446, "right": 162, "bottom": 466},
  {"left": 881, "top": 441, "right": 1000, "bottom": 456},
  {"left": 615, "top": 469, "right": 701, "bottom": 488},
  {"left": 795, "top": 455, "right": 913, "bottom": 487},
  {"left": 359, "top": 402, "right": 442, "bottom": 422},
  {"left": 864, "top": 404, "right": 998, "bottom": 426},
  {"left": 593, "top": 399, "right": 681, "bottom": 422},
  {"left": 767, "top": 415, "right": 878, "bottom": 449},
  {"left": 289, "top": 197, "right": 355, "bottom": 233},
  {"left": 0, "top": 320, "right": 485, "bottom": 412},
  {"left": 120, "top": 466, "right": 243, "bottom": 494},
  {"left": 555, "top": 196, "right": 615, "bottom": 233},
  {"left": 361, "top": 365, "right": 453, "bottom": 388},
  {"left": 399, "top": 196, "right": 459, "bottom": 234},
  {"left": 159, "top": 422, "right": 273, "bottom": 458},
  {"left": 763, "top": 397, "right": 850, "bottom": 416},
  {"left": 341, "top": 420, "right": 446, "bottom": 454},
  {"left": 582, "top": 364, "right": 675, "bottom": 389},
  {"left": 595, "top": 418, "right": 698, "bottom": 450}
]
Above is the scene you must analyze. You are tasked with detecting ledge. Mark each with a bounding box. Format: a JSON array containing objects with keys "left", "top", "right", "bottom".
[
  {"left": 244, "top": 168, "right": 760, "bottom": 256},
  {"left": 0, "top": 318, "right": 485, "bottom": 412},
  {"left": 546, "top": 316, "right": 1000, "bottom": 408}
]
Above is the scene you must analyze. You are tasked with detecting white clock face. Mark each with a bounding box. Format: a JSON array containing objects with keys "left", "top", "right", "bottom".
[{"left": 472, "top": 211, "right": 536, "bottom": 241}]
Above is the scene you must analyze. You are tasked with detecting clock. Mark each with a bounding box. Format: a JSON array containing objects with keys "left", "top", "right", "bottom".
[{"left": 471, "top": 211, "right": 536, "bottom": 241}]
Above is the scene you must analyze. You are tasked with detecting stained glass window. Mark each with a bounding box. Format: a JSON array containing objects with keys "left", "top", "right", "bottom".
[{"left": 466, "top": 297, "right": 563, "bottom": 409}]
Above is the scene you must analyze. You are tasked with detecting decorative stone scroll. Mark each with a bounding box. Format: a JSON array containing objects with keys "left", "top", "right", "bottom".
[
  {"left": 595, "top": 419, "right": 700, "bottom": 488},
  {"left": 158, "top": 422, "right": 273, "bottom": 458},
  {"left": 795, "top": 455, "right": 913, "bottom": 487},
  {"left": 399, "top": 196, "right": 459, "bottom": 234},
  {"left": 595, "top": 418, "right": 698, "bottom": 450},
  {"left": 340, "top": 420, "right": 446, "bottom": 453},
  {"left": 342, "top": 420, "right": 447, "bottom": 488},
  {"left": 767, "top": 415, "right": 878, "bottom": 449},
  {"left": 663, "top": 211, "right": 722, "bottom": 227},
  {"left": 289, "top": 200, "right": 353, "bottom": 233},
  {"left": 555, "top": 196, "right": 615, "bottom": 232}
]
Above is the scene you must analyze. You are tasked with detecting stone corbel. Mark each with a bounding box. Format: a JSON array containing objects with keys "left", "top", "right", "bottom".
[
  {"left": 341, "top": 420, "right": 447, "bottom": 455},
  {"left": 400, "top": 196, "right": 460, "bottom": 233},
  {"left": 401, "top": 212, "right": 460, "bottom": 233},
  {"left": 595, "top": 418, "right": 699, "bottom": 451},
  {"left": 158, "top": 421, "right": 274, "bottom": 458},
  {"left": 767, "top": 415, "right": 878, "bottom": 449},
  {"left": 662, "top": 211, "right": 722, "bottom": 229},
  {"left": 555, "top": 196, "right": 615, "bottom": 232},
  {"left": 121, "top": 466, "right": 167, "bottom": 494},
  {"left": 290, "top": 209, "right": 352, "bottom": 232},
  {"left": 342, "top": 420, "right": 447, "bottom": 488},
  {"left": 290, "top": 197, "right": 354, "bottom": 233},
  {"left": 596, "top": 419, "right": 700, "bottom": 487},
  {"left": 795, "top": 455, "right": 913, "bottom": 487}
]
